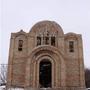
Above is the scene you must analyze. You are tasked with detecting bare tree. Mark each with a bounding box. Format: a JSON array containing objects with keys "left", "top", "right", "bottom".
[{"left": 0, "top": 64, "right": 7, "bottom": 86}]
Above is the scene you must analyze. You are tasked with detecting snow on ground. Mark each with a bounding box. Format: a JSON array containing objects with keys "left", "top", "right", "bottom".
[
  {"left": 0, "top": 86, "right": 24, "bottom": 90},
  {"left": 0, "top": 86, "right": 89, "bottom": 90},
  {"left": 8, "top": 88, "right": 24, "bottom": 90},
  {"left": 0, "top": 86, "right": 5, "bottom": 90}
]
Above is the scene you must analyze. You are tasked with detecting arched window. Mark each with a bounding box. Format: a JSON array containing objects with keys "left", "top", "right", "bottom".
[
  {"left": 36, "top": 35, "right": 56, "bottom": 46},
  {"left": 37, "top": 36, "right": 41, "bottom": 46},
  {"left": 69, "top": 41, "right": 74, "bottom": 52},
  {"left": 45, "top": 36, "right": 49, "bottom": 45},
  {"left": 51, "top": 36, "right": 55, "bottom": 46},
  {"left": 18, "top": 40, "right": 23, "bottom": 51}
]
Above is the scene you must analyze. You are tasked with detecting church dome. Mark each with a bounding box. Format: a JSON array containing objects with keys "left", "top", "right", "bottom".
[{"left": 29, "top": 20, "right": 64, "bottom": 36}]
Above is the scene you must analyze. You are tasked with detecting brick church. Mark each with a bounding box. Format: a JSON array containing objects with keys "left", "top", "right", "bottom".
[{"left": 7, "top": 20, "right": 85, "bottom": 89}]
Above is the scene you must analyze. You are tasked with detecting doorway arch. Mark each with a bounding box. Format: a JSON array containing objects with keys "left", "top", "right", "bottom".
[{"left": 39, "top": 59, "right": 52, "bottom": 88}]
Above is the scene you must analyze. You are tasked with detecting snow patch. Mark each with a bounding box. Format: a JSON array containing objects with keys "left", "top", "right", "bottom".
[{"left": 0, "top": 86, "right": 24, "bottom": 90}]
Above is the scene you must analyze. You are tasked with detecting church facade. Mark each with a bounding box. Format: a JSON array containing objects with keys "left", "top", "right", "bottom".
[{"left": 7, "top": 20, "right": 85, "bottom": 89}]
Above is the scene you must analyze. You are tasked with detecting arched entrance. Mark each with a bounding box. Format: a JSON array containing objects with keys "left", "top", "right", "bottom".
[{"left": 39, "top": 59, "right": 52, "bottom": 88}]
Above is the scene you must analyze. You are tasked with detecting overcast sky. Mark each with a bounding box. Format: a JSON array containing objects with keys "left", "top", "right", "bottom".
[{"left": 0, "top": 0, "right": 90, "bottom": 68}]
